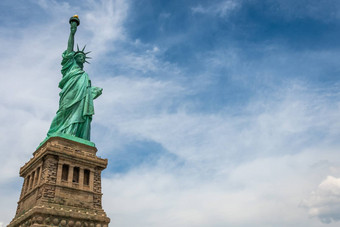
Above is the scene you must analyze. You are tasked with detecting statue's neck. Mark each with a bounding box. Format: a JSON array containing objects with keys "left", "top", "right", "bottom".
[{"left": 76, "top": 62, "right": 84, "bottom": 69}]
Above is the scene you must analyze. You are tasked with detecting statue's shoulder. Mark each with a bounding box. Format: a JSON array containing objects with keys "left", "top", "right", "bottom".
[
  {"left": 62, "top": 50, "right": 75, "bottom": 58},
  {"left": 61, "top": 50, "right": 76, "bottom": 67}
]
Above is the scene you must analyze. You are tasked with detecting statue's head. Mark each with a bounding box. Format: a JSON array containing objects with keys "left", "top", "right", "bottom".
[
  {"left": 75, "top": 44, "right": 91, "bottom": 68},
  {"left": 75, "top": 53, "right": 85, "bottom": 67}
]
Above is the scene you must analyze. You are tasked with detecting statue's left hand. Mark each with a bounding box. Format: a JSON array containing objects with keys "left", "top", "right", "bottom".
[{"left": 91, "top": 87, "right": 103, "bottom": 99}]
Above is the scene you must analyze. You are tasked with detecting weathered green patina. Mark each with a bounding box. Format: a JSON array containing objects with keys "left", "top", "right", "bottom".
[{"left": 46, "top": 15, "right": 102, "bottom": 146}]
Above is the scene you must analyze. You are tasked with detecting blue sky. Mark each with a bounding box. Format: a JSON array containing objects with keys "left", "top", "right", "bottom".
[{"left": 1, "top": 0, "right": 340, "bottom": 226}]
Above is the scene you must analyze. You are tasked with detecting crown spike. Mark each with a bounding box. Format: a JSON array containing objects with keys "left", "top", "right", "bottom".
[
  {"left": 82, "top": 45, "right": 86, "bottom": 52},
  {"left": 77, "top": 44, "right": 80, "bottom": 51},
  {"left": 85, "top": 60, "right": 91, "bottom": 64},
  {"left": 85, "top": 51, "right": 91, "bottom": 55}
]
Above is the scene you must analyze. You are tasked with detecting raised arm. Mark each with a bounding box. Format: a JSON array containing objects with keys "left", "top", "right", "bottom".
[
  {"left": 67, "top": 22, "right": 77, "bottom": 53},
  {"left": 67, "top": 15, "right": 80, "bottom": 53}
]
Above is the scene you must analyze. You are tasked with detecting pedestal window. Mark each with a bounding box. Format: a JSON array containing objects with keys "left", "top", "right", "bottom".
[
  {"left": 73, "top": 167, "right": 80, "bottom": 183},
  {"left": 62, "top": 164, "right": 69, "bottom": 181},
  {"left": 84, "top": 169, "right": 90, "bottom": 186}
]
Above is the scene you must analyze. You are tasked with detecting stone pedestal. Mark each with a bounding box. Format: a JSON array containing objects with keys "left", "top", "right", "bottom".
[{"left": 8, "top": 136, "right": 110, "bottom": 227}]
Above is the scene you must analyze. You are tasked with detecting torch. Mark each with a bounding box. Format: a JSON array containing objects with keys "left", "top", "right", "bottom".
[{"left": 69, "top": 15, "right": 80, "bottom": 27}]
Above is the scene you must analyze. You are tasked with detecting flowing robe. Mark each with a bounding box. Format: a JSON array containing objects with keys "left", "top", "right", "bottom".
[{"left": 47, "top": 50, "right": 102, "bottom": 140}]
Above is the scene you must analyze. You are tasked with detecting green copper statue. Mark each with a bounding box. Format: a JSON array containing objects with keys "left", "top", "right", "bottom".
[{"left": 47, "top": 15, "right": 102, "bottom": 142}]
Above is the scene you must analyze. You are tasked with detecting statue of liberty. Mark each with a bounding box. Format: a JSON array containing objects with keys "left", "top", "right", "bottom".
[{"left": 47, "top": 15, "right": 102, "bottom": 142}]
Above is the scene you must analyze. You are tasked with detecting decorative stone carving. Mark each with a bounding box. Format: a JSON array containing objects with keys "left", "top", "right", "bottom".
[
  {"left": 45, "top": 217, "right": 51, "bottom": 225},
  {"left": 60, "top": 219, "right": 67, "bottom": 226},
  {"left": 53, "top": 217, "right": 60, "bottom": 225},
  {"left": 68, "top": 220, "right": 75, "bottom": 227},
  {"left": 36, "top": 216, "right": 43, "bottom": 224}
]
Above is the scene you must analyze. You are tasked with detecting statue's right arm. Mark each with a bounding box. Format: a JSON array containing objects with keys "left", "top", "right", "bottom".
[{"left": 67, "top": 22, "right": 77, "bottom": 53}]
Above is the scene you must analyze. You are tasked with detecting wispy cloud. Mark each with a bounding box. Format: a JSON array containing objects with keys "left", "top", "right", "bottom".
[
  {"left": 102, "top": 148, "right": 340, "bottom": 227},
  {"left": 191, "top": 0, "right": 240, "bottom": 17},
  {"left": 83, "top": 0, "right": 129, "bottom": 55},
  {"left": 95, "top": 75, "right": 340, "bottom": 226}
]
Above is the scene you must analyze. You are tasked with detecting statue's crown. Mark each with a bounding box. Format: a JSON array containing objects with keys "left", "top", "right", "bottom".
[{"left": 75, "top": 44, "right": 91, "bottom": 64}]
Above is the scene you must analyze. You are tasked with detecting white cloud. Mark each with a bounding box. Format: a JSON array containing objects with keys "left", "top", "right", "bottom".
[
  {"left": 302, "top": 176, "right": 340, "bottom": 224},
  {"left": 83, "top": 0, "right": 129, "bottom": 55},
  {"left": 97, "top": 81, "right": 340, "bottom": 164},
  {"left": 90, "top": 71, "right": 340, "bottom": 227},
  {"left": 92, "top": 74, "right": 340, "bottom": 226},
  {"left": 191, "top": 0, "right": 240, "bottom": 17},
  {"left": 102, "top": 149, "right": 340, "bottom": 227}
]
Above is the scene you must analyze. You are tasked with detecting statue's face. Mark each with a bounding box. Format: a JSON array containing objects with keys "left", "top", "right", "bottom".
[{"left": 75, "top": 53, "right": 85, "bottom": 65}]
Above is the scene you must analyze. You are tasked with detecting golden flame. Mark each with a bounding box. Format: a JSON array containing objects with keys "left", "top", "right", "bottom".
[{"left": 73, "top": 15, "right": 79, "bottom": 18}]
